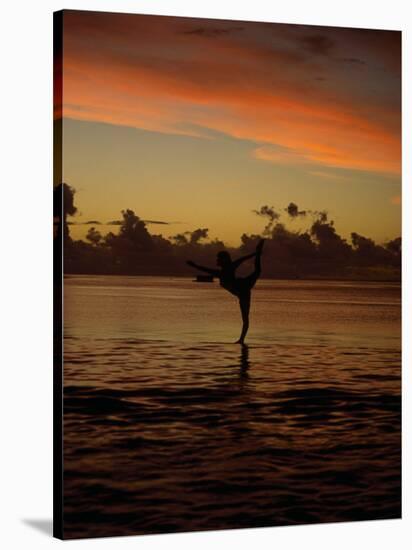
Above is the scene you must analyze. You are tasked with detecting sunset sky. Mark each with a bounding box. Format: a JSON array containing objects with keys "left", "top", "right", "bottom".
[{"left": 59, "top": 10, "right": 401, "bottom": 245}]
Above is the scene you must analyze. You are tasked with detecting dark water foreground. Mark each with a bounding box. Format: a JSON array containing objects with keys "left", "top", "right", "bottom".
[{"left": 63, "top": 277, "right": 401, "bottom": 538}]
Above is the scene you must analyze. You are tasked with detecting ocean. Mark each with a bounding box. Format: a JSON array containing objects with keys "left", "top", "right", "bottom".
[{"left": 62, "top": 275, "right": 401, "bottom": 538}]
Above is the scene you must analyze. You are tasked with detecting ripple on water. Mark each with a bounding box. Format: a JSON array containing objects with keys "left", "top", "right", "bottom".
[{"left": 62, "top": 338, "right": 401, "bottom": 538}]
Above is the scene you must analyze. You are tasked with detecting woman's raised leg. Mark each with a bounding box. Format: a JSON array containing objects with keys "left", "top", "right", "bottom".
[
  {"left": 254, "top": 238, "right": 264, "bottom": 276},
  {"left": 244, "top": 239, "right": 265, "bottom": 291}
]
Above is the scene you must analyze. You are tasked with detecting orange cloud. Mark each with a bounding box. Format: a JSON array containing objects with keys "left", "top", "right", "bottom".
[{"left": 59, "top": 11, "right": 401, "bottom": 175}]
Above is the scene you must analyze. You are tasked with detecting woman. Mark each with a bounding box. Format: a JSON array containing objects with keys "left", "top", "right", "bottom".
[{"left": 187, "top": 239, "right": 264, "bottom": 344}]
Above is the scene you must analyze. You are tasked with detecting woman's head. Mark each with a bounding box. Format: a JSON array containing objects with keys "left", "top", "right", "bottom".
[{"left": 216, "top": 250, "right": 232, "bottom": 267}]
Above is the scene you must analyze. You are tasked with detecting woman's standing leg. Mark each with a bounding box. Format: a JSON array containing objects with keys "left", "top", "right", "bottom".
[{"left": 236, "top": 292, "right": 251, "bottom": 344}]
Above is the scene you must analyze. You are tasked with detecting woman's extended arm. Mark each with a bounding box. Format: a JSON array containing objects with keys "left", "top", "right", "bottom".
[
  {"left": 186, "top": 260, "right": 220, "bottom": 277},
  {"left": 232, "top": 252, "right": 256, "bottom": 269}
]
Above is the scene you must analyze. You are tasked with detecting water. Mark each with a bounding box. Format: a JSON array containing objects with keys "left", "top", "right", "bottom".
[{"left": 63, "top": 276, "right": 401, "bottom": 539}]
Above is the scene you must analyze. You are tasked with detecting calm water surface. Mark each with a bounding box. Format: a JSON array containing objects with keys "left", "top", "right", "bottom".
[{"left": 63, "top": 276, "right": 401, "bottom": 538}]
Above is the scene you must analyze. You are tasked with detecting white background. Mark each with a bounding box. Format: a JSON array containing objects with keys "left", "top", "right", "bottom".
[{"left": 0, "top": 0, "right": 410, "bottom": 548}]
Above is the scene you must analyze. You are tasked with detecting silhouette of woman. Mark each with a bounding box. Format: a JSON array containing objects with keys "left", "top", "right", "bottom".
[{"left": 187, "top": 239, "right": 265, "bottom": 344}]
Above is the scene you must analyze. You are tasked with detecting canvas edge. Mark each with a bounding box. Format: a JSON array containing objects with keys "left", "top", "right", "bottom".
[{"left": 53, "top": 9, "right": 64, "bottom": 541}]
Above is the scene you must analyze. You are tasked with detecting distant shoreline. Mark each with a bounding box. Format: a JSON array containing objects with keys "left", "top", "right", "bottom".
[{"left": 63, "top": 272, "right": 401, "bottom": 284}]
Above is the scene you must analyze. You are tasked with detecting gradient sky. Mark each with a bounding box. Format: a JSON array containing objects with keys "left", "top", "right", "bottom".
[{"left": 59, "top": 10, "right": 401, "bottom": 245}]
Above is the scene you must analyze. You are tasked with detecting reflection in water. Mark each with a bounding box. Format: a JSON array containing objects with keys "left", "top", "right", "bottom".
[
  {"left": 239, "top": 344, "right": 250, "bottom": 383},
  {"left": 62, "top": 276, "right": 401, "bottom": 539},
  {"left": 240, "top": 344, "right": 250, "bottom": 371}
]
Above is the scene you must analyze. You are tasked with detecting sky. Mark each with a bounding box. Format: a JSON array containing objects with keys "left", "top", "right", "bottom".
[{"left": 58, "top": 10, "right": 401, "bottom": 246}]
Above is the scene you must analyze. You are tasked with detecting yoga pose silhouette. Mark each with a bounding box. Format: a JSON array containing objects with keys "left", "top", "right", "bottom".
[{"left": 187, "top": 239, "right": 265, "bottom": 343}]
